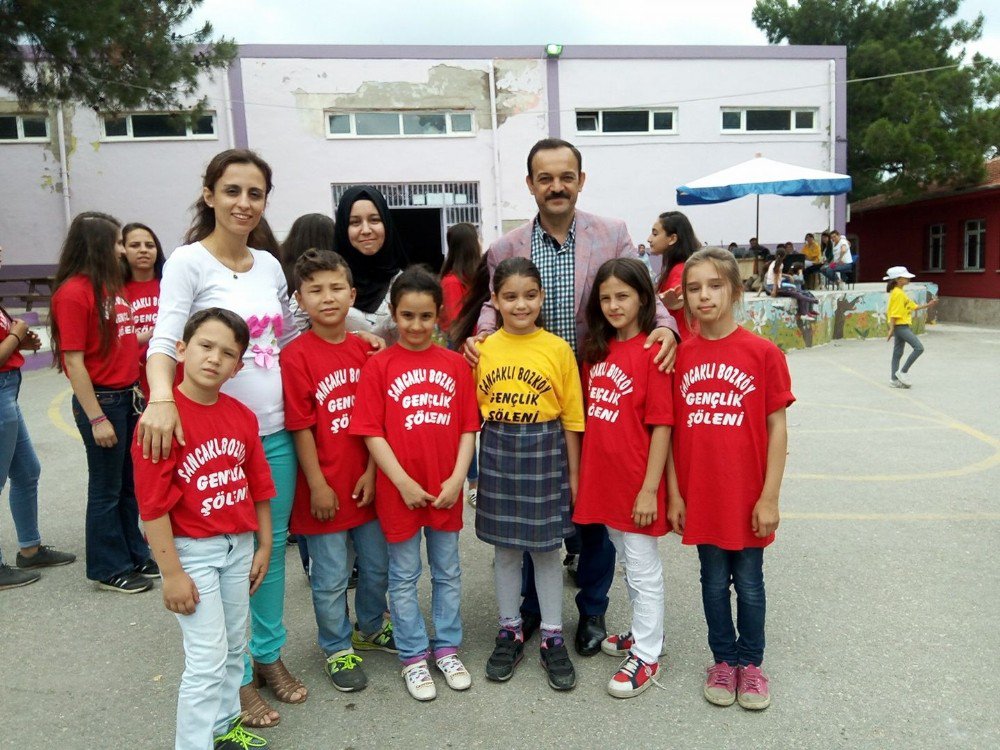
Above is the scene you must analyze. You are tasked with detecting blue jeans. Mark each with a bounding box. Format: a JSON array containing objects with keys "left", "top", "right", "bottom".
[
  {"left": 697, "top": 545, "right": 766, "bottom": 667},
  {"left": 243, "top": 429, "right": 296, "bottom": 682},
  {"left": 173, "top": 532, "right": 253, "bottom": 750},
  {"left": 522, "top": 522, "right": 615, "bottom": 618},
  {"left": 306, "top": 519, "right": 390, "bottom": 655},
  {"left": 0, "top": 370, "right": 41, "bottom": 565},
  {"left": 387, "top": 528, "right": 462, "bottom": 661},
  {"left": 71, "top": 386, "right": 149, "bottom": 580},
  {"left": 891, "top": 324, "right": 924, "bottom": 378}
]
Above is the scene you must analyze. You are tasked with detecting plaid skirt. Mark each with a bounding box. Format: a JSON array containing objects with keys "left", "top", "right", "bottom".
[{"left": 475, "top": 419, "right": 573, "bottom": 552}]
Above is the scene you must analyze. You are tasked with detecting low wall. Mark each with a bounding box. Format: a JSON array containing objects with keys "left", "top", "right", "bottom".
[
  {"left": 739, "top": 283, "right": 939, "bottom": 351},
  {"left": 936, "top": 296, "right": 1000, "bottom": 328}
]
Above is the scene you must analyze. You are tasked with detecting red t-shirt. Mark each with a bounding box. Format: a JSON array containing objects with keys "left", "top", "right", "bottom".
[
  {"left": 124, "top": 278, "right": 174, "bottom": 396},
  {"left": 672, "top": 327, "right": 794, "bottom": 550},
  {"left": 574, "top": 335, "right": 674, "bottom": 536},
  {"left": 132, "top": 389, "right": 276, "bottom": 538},
  {"left": 659, "top": 263, "right": 695, "bottom": 341},
  {"left": 51, "top": 275, "right": 139, "bottom": 388},
  {"left": 350, "top": 344, "right": 481, "bottom": 543},
  {"left": 282, "top": 331, "right": 376, "bottom": 535},
  {"left": 1, "top": 308, "right": 24, "bottom": 372},
  {"left": 440, "top": 273, "right": 467, "bottom": 334}
]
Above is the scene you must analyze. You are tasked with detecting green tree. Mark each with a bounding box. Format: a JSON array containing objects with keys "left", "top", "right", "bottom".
[
  {"left": 0, "top": 1, "right": 235, "bottom": 111},
  {"left": 753, "top": 0, "right": 1000, "bottom": 199}
]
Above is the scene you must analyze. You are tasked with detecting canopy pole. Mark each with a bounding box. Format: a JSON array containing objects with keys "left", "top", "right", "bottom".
[{"left": 756, "top": 194, "right": 760, "bottom": 239}]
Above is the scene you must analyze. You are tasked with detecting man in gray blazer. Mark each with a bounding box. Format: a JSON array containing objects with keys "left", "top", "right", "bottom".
[{"left": 465, "top": 138, "right": 678, "bottom": 661}]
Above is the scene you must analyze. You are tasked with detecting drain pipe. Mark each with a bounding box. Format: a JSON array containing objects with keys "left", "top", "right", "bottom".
[
  {"left": 56, "top": 103, "right": 72, "bottom": 230},
  {"left": 488, "top": 60, "right": 503, "bottom": 243}
]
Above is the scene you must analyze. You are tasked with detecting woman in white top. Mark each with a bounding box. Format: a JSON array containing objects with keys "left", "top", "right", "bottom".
[
  {"left": 333, "top": 185, "right": 409, "bottom": 343},
  {"left": 138, "top": 149, "right": 304, "bottom": 729},
  {"left": 765, "top": 246, "right": 818, "bottom": 320}
]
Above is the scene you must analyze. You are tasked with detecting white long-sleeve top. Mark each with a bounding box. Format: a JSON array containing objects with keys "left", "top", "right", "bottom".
[{"left": 148, "top": 242, "right": 298, "bottom": 436}]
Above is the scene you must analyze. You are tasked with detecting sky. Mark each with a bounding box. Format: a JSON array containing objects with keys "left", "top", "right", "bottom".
[{"left": 183, "top": 0, "right": 999, "bottom": 59}]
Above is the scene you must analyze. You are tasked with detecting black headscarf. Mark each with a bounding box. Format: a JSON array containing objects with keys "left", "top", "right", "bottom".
[{"left": 334, "top": 185, "right": 408, "bottom": 313}]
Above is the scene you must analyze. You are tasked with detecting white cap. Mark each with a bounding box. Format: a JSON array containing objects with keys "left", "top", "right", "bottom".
[{"left": 883, "top": 266, "right": 916, "bottom": 281}]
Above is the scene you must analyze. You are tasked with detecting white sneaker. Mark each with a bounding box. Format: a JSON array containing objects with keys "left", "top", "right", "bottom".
[
  {"left": 466, "top": 488, "right": 477, "bottom": 508},
  {"left": 402, "top": 659, "right": 437, "bottom": 701},
  {"left": 435, "top": 653, "right": 472, "bottom": 690},
  {"left": 894, "top": 370, "right": 912, "bottom": 387},
  {"left": 890, "top": 379, "right": 909, "bottom": 389}
]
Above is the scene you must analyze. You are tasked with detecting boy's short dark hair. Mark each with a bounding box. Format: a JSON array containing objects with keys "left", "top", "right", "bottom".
[
  {"left": 293, "top": 248, "right": 353, "bottom": 290},
  {"left": 182, "top": 308, "right": 251, "bottom": 357}
]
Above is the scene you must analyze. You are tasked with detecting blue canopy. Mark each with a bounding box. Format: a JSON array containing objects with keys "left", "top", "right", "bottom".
[{"left": 676, "top": 155, "right": 852, "bottom": 206}]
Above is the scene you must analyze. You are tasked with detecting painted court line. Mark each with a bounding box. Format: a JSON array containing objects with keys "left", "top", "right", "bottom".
[
  {"left": 784, "top": 512, "right": 1000, "bottom": 522},
  {"left": 47, "top": 387, "right": 81, "bottom": 442}
]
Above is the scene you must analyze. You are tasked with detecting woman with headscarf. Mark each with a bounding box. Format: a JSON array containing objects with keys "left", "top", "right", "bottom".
[{"left": 334, "top": 186, "right": 409, "bottom": 343}]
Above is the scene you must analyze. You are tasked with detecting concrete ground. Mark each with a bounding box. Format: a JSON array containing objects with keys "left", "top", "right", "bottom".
[{"left": 2, "top": 323, "right": 998, "bottom": 750}]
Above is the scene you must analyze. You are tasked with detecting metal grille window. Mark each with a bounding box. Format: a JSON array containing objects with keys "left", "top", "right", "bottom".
[
  {"left": 331, "top": 182, "right": 481, "bottom": 230},
  {"left": 963, "top": 219, "right": 986, "bottom": 270},
  {"left": 927, "top": 224, "right": 945, "bottom": 271}
]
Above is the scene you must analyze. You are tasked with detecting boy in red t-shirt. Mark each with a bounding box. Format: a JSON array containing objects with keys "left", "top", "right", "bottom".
[
  {"left": 133, "top": 308, "right": 275, "bottom": 750},
  {"left": 281, "top": 250, "right": 395, "bottom": 694}
]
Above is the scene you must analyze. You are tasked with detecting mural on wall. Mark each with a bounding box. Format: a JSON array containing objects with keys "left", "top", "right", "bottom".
[{"left": 738, "top": 284, "right": 938, "bottom": 352}]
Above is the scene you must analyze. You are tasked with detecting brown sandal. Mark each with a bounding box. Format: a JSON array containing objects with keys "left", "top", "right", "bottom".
[
  {"left": 254, "top": 658, "right": 308, "bottom": 704},
  {"left": 239, "top": 683, "right": 280, "bottom": 728}
]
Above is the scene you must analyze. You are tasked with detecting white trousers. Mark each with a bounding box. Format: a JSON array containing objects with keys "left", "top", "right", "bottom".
[
  {"left": 607, "top": 528, "right": 665, "bottom": 664},
  {"left": 173, "top": 532, "right": 254, "bottom": 750}
]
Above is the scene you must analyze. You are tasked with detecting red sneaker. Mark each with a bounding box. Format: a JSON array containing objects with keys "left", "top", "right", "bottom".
[
  {"left": 606, "top": 654, "right": 660, "bottom": 699},
  {"left": 703, "top": 662, "right": 737, "bottom": 706},
  {"left": 737, "top": 664, "right": 771, "bottom": 710},
  {"left": 601, "top": 632, "right": 667, "bottom": 658}
]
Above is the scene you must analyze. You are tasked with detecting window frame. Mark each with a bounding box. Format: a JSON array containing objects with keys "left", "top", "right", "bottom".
[
  {"left": 575, "top": 108, "right": 678, "bottom": 136},
  {"left": 0, "top": 113, "right": 51, "bottom": 143},
  {"left": 927, "top": 223, "right": 946, "bottom": 271},
  {"left": 720, "top": 107, "right": 819, "bottom": 134},
  {"left": 99, "top": 112, "right": 218, "bottom": 142},
  {"left": 325, "top": 111, "right": 476, "bottom": 139},
  {"left": 962, "top": 219, "right": 986, "bottom": 271}
]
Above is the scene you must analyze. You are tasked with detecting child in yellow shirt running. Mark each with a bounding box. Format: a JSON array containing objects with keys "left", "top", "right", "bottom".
[{"left": 885, "top": 266, "right": 937, "bottom": 388}]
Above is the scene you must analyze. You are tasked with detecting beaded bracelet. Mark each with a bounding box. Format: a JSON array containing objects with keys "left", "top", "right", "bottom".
[
  {"left": 147, "top": 399, "right": 175, "bottom": 405},
  {"left": 89, "top": 414, "right": 109, "bottom": 426}
]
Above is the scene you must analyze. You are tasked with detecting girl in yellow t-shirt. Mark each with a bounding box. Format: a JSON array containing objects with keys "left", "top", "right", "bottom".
[
  {"left": 885, "top": 266, "right": 938, "bottom": 388},
  {"left": 474, "top": 257, "right": 585, "bottom": 691}
]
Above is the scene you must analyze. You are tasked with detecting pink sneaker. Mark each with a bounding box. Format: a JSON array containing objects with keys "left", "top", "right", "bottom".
[
  {"left": 703, "top": 662, "right": 737, "bottom": 706},
  {"left": 737, "top": 664, "right": 771, "bottom": 710}
]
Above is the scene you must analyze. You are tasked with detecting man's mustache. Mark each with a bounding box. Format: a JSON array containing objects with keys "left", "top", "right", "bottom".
[{"left": 546, "top": 192, "right": 570, "bottom": 201}]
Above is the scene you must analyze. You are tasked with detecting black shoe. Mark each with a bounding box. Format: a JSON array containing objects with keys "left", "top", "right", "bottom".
[
  {"left": 98, "top": 571, "right": 152, "bottom": 594},
  {"left": 486, "top": 629, "right": 525, "bottom": 682},
  {"left": 15, "top": 545, "right": 76, "bottom": 569},
  {"left": 347, "top": 563, "right": 359, "bottom": 590},
  {"left": 135, "top": 559, "right": 160, "bottom": 579},
  {"left": 539, "top": 636, "right": 577, "bottom": 690},
  {"left": 520, "top": 610, "right": 541, "bottom": 642},
  {"left": 0, "top": 564, "right": 40, "bottom": 590},
  {"left": 575, "top": 614, "right": 606, "bottom": 657}
]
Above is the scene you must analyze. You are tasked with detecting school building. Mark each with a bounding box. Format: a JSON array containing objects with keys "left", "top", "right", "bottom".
[
  {"left": 0, "top": 44, "right": 847, "bottom": 273},
  {"left": 848, "top": 157, "right": 1000, "bottom": 326}
]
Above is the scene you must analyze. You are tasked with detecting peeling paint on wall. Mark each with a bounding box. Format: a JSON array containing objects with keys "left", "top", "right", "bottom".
[{"left": 493, "top": 60, "right": 544, "bottom": 126}]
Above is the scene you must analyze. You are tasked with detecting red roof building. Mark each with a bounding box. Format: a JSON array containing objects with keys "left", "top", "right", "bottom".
[{"left": 848, "top": 159, "right": 1000, "bottom": 307}]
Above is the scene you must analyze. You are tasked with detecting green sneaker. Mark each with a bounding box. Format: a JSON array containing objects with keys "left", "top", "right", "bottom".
[
  {"left": 214, "top": 718, "right": 268, "bottom": 748},
  {"left": 352, "top": 619, "right": 399, "bottom": 654},
  {"left": 325, "top": 649, "right": 368, "bottom": 692}
]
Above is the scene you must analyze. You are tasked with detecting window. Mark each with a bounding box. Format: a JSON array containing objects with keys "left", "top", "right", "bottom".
[
  {"left": 927, "top": 224, "right": 945, "bottom": 271},
  {"left": 575, "top": 109, "right": 677, "bottom": 135},
  {"left": 963, "top": 219, "right": 986, "bottom": 270},
  {"left": 0, "top": 114, "right": 50, "bottom": 142},
  {"left": 101, "top": 112, "right": 216, "bottom": 140},
  {"left": 326, "top": 111, "right": 475, "bottom": 138},
  {"left": 721, "top": 108, "right": 818, "bottom": 133}
]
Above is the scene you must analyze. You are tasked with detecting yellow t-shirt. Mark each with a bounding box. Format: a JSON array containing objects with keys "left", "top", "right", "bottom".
[
  {"left": 476, "top": 328, "right": 585, "bottom": 431},
  {"left": 802, "top": 241, "right": 822, "bottom": 263},
  {"left": 888, "top": 287, "right": 917, "bottom": 326}
]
